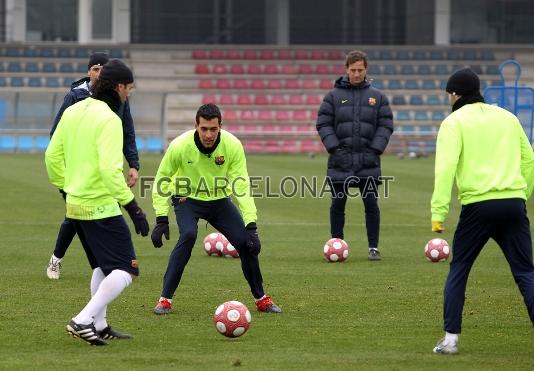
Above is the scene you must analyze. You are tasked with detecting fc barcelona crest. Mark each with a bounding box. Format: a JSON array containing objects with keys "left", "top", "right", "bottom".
[
  {"left": 368, "top": 97, "right": 376, "bottom": 106},
  {"left": 215, "top": 156, "right": 225, "bottom": 165}
]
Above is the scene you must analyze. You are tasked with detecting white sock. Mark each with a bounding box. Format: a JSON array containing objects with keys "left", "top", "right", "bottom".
[
  {"left": 51, "top": 254, "right": 62, "bottom": 262},
  {"left": 445, "top": 332, "right": 459, "bottom": 344},
  {"left": 255, "top": 295, "right": 267, "bottom": 302},
  {"left": 90, "top": 268, "right": 107, "bottom": 331},
  {"left": 73, "top": 270, "right": 132, "bottom": 325}
]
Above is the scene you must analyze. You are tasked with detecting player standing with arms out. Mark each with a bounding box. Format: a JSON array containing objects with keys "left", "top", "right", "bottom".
[
  {"left": 45, "top": 60, "right": 149, "bottom": 345},
  {"left": 150, "top": 103, "right": 281, "bottom": 315},
  {"left": 431, "top": 67, "right": 534, "bottom": 354}
]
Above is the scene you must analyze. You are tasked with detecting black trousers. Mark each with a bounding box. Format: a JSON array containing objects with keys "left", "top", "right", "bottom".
[
  {"left": 52, "top": 217, "right": 77, "bottom": 259},
  {"left": 161, "top": 197, "right": 264, "bottom": 299},
  {"left": 443, "top": 198, "right": 534, "bottom": 333},
  {"left": 330, "top": 182, "right": 380, "bottom": 248}
]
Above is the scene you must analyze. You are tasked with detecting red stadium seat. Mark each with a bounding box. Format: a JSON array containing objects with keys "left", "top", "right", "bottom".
[
  {"left": 247, "top": 64, "right": 262, "bottom": 74},
  {"left": 271, "top": 95, "right": 286, "bottom": 105},
  {"left": 311, "top": 50, "right": 328, "bottom": 60},
  {"left": 301, "top": 139, "right": 322, "bottom": 152},
  {"left": 254, "top": 95, "right": 269, "bottom": 105},
  {"left": 267, "top": 80, "right": 282, "bottom": 89},
  {"left": 309, "top": 110, "right": 318, "bottom": 120},
  {"left": 258, "top": 110, "right": 273, "bottom": 121},
  {"left": 262, "top": 124, "right": 278, "bottom": 134},
  {"left": 298, "top": 64, "right": 314, "bottom": 74},
  {"left": 297, "top": 124, "right": 314, "bottom": 133},
  {"left": 223, "top": 110, "right": 238, "bottom": 120},
  {"left": 210, "top": 50, "right": 225, "bottom": 59},
  {"left": 302, "top": 80, "right": 318, "bottom": 89},
  {"left": 281, "top": 64, "right": 298, "bottom": 74},
  {"left": 315, "top": 64, "right": 330, "bottom": 74},
  {"left": 243, "top": 124, "right": 260, "bottom": 134},
  {"left": 288, "top": 95, "right": 304, "bottom": 105},
  {"left": 294, "top": 50, "right": 308, "bottom": 59},
  {"left": 230, "top": 64, "right": 245, "bottom": 74},
  {"left": 216, "top": 79, "right": 231, "bottom": 89},
  {"left": 332, "top": 65, "right": 346, "bottom": 74},
  {"left": 233, "top": 79, "right": 248, "bottom": 89},
  {"left": 275, "top": 110, "right": 290, "bottom": 121},
  {"left": 223, "top": 124, "right": 239, "bottom": 133},
  {"left": 251, "top": 80, "right": 266, "bottom": 89},
  {"left": 285, "top": 80, "right": 300, "bottom": 89},
  {"left": 328, "top": 50, "right": 344, "bottom": 60},
  {"left": 278, "top": 50, "right": 292, "bottom": 59},
  {"left": 199, "top": 80, "right": 213, "bottom": 89},
  {"left": 243, "top": 50, "right": 258, "bottom": 60},
  {"left": 226, "top": 50, "right": 242, "bottom": 59},
  {"left": 292, "top": 110, "right": 308, "bottom": 121},
  {"left": 213, "top": 64, "right": 227, "bottom": 74},
  {"left": 202, "top": 94, "right": 216, "bottom": 104},
  {"left": 279, "top": 125, "right": 296, "bottom": 134},
  {"left": 244, "top": 140, "right": 264, "bottom": 152},
  {"left": 192, "top": 50, "right": 208, "bottom": 59},
  {"left": 195, "top": 64, "right": 209, "bottom": 74},
  {"left": 305, "top": 95, "right": 322, "bottom": 105},
  {"left": 265, "top": 140, "right": 282, "bottom": 153},
  {"left": 263, "top": 64, "right": 279, "bottom": 74},
  {"left": 259, "top": 50, "right": 275, "bottom": 60},
  {"left": 241, "top": 110, "right": 255, "bottom": 120},
  {"left": 219, "top": 94, "right": 234, "bottom": 105},
  {"left": 236, "top": 94, "right": 252, "bottom": 105},
  {"left": 281, "top": 139, "right": 300, "bottom": 153},
  {"left": 320, "top": 79, "right": 333, "bottom": 89}
]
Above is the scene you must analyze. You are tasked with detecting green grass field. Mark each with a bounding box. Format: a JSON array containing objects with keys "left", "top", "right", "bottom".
[{"left": 1, "top": 153, "right": 534, "bottom": 370}]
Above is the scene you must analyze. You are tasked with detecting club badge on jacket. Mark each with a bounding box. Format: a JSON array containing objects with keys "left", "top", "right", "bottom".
[
  {"left": 215, "top": 156, "right": 225, "bottom": 165},
  {"left": 368, "top": 97, "right": 376, "bottom": 106}
]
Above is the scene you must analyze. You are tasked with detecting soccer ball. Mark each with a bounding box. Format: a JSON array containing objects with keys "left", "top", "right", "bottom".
[
  {"left": 203, "top": 232, "right": 226, "bottom": 256},
  {"left": 424, "top": 238, "right": 450, "bottom": 262},
  {"left": 323, "top": 238, "right": 349, "bottom": 262},
  {"left": 221, "top": 241, "right": 239, "bottom": 258},
  {"left": 213, "top": 301, "right": 251, "bottom": 338}
]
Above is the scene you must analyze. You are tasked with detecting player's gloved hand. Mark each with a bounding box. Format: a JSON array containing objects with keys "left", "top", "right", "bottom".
[
  {"left": 151, "top": 216, "right": 170, "bottom": 248},
  {"left": 245, "top": 222, "right": 261, "bottom": 256},
  {"left": 59, "top": 189, "right": 66, "bottom": 201},
  {"left": 431, "top": 220, "right": 444, "bottom": 233},
  {"left": 123, "top": 199, "right": 150, "bottom": 236}
]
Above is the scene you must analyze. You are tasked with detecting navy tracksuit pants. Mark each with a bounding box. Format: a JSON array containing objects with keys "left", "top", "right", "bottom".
[
  {"left": 444, "top": 198, "right": 534, "bottom": 333},
  {"left": 161, "top": 197, "right": 265, "bottom": 299},
  {"left": 53, "top": 217, "right": 77, "bottom": 259}
]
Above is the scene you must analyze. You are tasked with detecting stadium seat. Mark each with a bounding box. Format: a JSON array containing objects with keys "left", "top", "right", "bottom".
[
  {"left": 332, "top": 65, "right": 345, "bottom": 75},
  {"left": 16, "top": 136, "right": 34, "bottom": 152},
  {"left": 250, "top": 80, "right": 265, "bottom": 89},
  {"left": 293, "top": 110, "right": 308, "bottom": 121},
  {"left": 229, "top": 64, "right": 245, "bottom": 74},
  {"left": 254, "top": 95, "right": 269, "bottom": 105},
  {"left": 383, "top": 65, "right": 397, "bottom": 75},
  {"left": 305, "top": 95, "right": 322, "bottom": 105},
  {"left": 320, "top": 80, "right": 333, "bottom": 90},
  {"left": 57, "top": 48, "right": 73, "bottom": 58},
  {"left": 41, "top": 48, "right": 55, "bottom": 58},
  {"left": 146, "top": 137, "right": 163, "bottom": 152},
  {"left": 246, "top": 64, "right": 261, "bottom": 74},
  {"left": 392, "top": 95, "right": 406, "bottom": 105},
  {"left": 7, "top": 62, "right": 22, "bottom": 73},
  {"left": 379, "top": 51, "right": 394, "bottom": 60},
  {"left": 429, "top": 51, "right": 445, "bottom": 60},
  {"left": 10, "top": 77, "right": 24, "bottom": 87},
  {"left": 480, "top": 50, "right": 495, "bottom": 61},
  {"left": 28, "top": 77, "right": 42, "bottom": 87},
  {"left": 289, "top": 95, "right": 304, "bottom": 105},
  {"left": 271, "top": 95, "right": 286, "bottom": 105},
  {"left": 388, "top": 80, "right": 402, "bottom": 90},
  {"left": 397, "top": 111, "right": 411, "bottom": 121},
  {"left": 294, "top": 50, "right": 308, "bottom": 59},
  {"left": 259, "top": 50, "right": 275, "bottom": 60},
  {"left": 213, "top": 64, "right": 227, "bottom": 74},
  {"left": 328, "top": 50, "right": 343, "bottom": 60},
  {"left": 241, "top": 110, "right": 255, "bottom": 120},
  {"left": 236, "top": 94, "right": 252, "bottom": 105},
  {"left": 243, "top": 50, "right": 257, "bottom": 60},
  {"left": 59, "top": 63, "right": 75, "bottom": 73},
  {"left": 302, "top": 80, "right": 318, "bottom": 89},
  {"left": 199, "top": 80, "right": 213, "bottom": 89},
  {"left": 281, "top": 65, "right": 298, "bottom": 74},
  {"left": 409, "top": 95, "right": 424, "bottom": 105},
  {"left": 447, "top": 50, "right": 462, "bottom": 60},
  {"left": 311, "top": 50, "right": 328, "bottom": 60},
  {"left": 285, "top": 80, "right": 300, "bottom": 89},
  {"left": 298, "top": 64, "right": 314, "bottom": 74},
  {"left": 109, "top": 49, "right": 124, "bottom": 58},
  {"left": 223, "top": 110, "right": 238, "bottom": 120},
  {"left": 432, "top": 111, "right": 446, "bottom": 121},
  {"left": 135, "top": 137, "right": 145, "bottom": 151},
  {"left": 45, "top": 77, "right": 60, "bottom": 88},
  {"left": 434, "top": 64, "right": 449, "bottom": 75},
  {"left": 195, "top": 64, "right": 209, "bottom": 74},
  {"left": 42, "top": 62, "right": 57, "bottom": 73},
  {"left": 463, "top": 50, "right": 477, "bottom": 60},
  {"left": 0, "top": 135, "right": 16, "bottom": 151},
  {"left": 368, "top": 65, "right": 381, "bottom": 75},
  {"left": 216, "top": 79, "right": 231, "bottom": 89},
  {"left": 226, "top": 50, "right": 242, "bottom": 59},
  {"left": 371, "top": 80, "right": 384, "bottom": 90},
  {"left": 469, "top": 65, "right": 483, "bottom": 74},
  {"left": 219, "top": 94, "right": 234, "bottom": 105},
  {"left": 0, "top": 77, "right": 7, "bottom": 87},
  {"left": 264, "top": 64, "right": 279, "bottom": 74},
  {"left": 192, "top": 50, "right": 208, "bottom": 59},
  {"left": 278, "top": 50, "right": 292, "bottom": 59},
  {"left": 315, "top": 65, "right": 330, "bottom": 74},
  {"left": 258, "top": 110, "right": 273, "bottom": 121},
  {"left": 275, "top": 110, "right": 290, "bottom": 121},
  {"left": 400, "top": 65, "right": 415, "bottom": 75},
  {"left": 426, "top": 95, "right": 442, "bottom": 106},
  {"left": 25, "top": 62, "right": 39, "bottom": 73},
  {"left": 486, "top": 65, "right": 499, "bottom": 75},
  {"left": 35, "top": 136, "right": 49, "bottom": 151},
  {"left": 210, "top": 50, "right": 225, "bottom": 59},
  {"left": 74, "top": 48, "right": 89, "bottom": 58},
  {"left": 414, "top": 111, "right": 429, "bottom": 121},
  {"left": 417, "top": 65, "right": 432, "bottom": 75},
  {"left": 412, "top": 51, "right": 428, "bottom": 60},
  {"left": 202, "top": 94, "right": 216, "bottom": 104},
  {"left": 396, "top": 50, "right": 411, "bottom": 60},
  {"left": 234, "top": 79, "right": 249, "bottom": 89},
  {"left": 404, "top": 80, "right": 419, "bottom": 89},
  {"left": 77, "top": 63, "right": 87, "bottom": 73},
  {"left": 6, "top": 47, "right": 21, "bottom": 57},
  {"left": 281, "top": 139, "right": 300, "bottom": 153}
]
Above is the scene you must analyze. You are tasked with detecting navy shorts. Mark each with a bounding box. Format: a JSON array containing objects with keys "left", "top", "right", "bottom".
[{"left": 73, "top": 215, "right": 139, "bottom": 276}]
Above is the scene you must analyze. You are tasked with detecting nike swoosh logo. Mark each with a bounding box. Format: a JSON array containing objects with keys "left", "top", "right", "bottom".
[
  {"left": 187, "top": 161, "right": 193, "bottom": 164},
  {"left": 341, "top": 100, "right": 348, "bottom": 103}
]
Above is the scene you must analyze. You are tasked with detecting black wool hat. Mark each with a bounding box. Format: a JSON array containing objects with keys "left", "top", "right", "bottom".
[
  {"left": 88, "top": 52, "right": 109, "bottom": 70},
  {"left": 99, "top": 59, "right": 134, "bottom": 85},
  {"left": 446, "top": 67, "right": 480, "bottom": 96}
]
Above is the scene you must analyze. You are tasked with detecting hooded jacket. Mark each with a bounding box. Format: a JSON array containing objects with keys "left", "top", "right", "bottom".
[
  {"left": 49, "top": 77, "right": 140, "bottom": 170},
  {"left": 316, "top": 76, "right": 393, "bottom": 182}
]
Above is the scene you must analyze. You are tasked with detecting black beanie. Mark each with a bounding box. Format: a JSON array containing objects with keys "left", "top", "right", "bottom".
[
  {"left": 88, "top": 52, "right": 109, "bottom": 70},
  {"left": 446, "top": 67, "right": 480, "bottom": 96},
  {"left": 99, "top": 59, "right": 134, "bottom": 85}
]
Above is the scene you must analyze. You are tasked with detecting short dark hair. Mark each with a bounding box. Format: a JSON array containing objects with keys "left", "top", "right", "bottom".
[
  {"left": 90, "top": 77, "right": 117, "bottom": 96},
  {"left": 196, "top": 103, "right": 222, "bottom": 125},
  {"left": 345, "top": 50, "right": 368, "bottom": 68}
]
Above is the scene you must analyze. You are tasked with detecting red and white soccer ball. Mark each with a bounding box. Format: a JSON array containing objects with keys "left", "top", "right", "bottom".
[
  {"left": 203, "top": 232, "right": 227, "bottom": 256},
  {"left": 424, "top": 238, "right": 450, "bottom": 262},
  {"left": 221, "top": 242, "right": 239, "bottom": 258},
  {"left": 323, "top": 238, "right": 349, "bottom": 262},
  {"left": 213, "top": 301, "right": 251, "bottom": 338}
]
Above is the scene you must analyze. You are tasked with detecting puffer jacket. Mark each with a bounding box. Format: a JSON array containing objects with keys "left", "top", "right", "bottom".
[
  {"left": 50, "top": 77, "right": 140, "bottom": 170},
  {"left": 316, "top": 76, "right": 393, "bottom": 183}
]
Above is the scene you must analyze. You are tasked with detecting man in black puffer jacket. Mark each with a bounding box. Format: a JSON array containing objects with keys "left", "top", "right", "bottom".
[{"left": 316, "top": 50, "right": 393, "bottom": 261}]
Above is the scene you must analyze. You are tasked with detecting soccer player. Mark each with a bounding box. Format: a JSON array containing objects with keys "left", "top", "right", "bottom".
[
  {"left": 45, "top": 60, "right": 149, "bottom": 346},
  {"left": 150, "top": 103, "right": 281, "bottom": 315},
  {"left": 431, "top": 67, "right": 534, "bottom": 354},
  {"left": 46, "top": 52, "right": 140, "bottom": 280}
]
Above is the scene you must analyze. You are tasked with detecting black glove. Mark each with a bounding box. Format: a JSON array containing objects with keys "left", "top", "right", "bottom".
[
  {"left": 245, "top": 222, "right": 261, "bottom": 256},
  {"left": 151, "top": 216, "right": 170, "bottom": 248},
  {"left": 59, "top": 189, "right": 66, "bottom": 201},
  {"left": 123, "top": 199, "right": 149, "bottom": 237}
]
